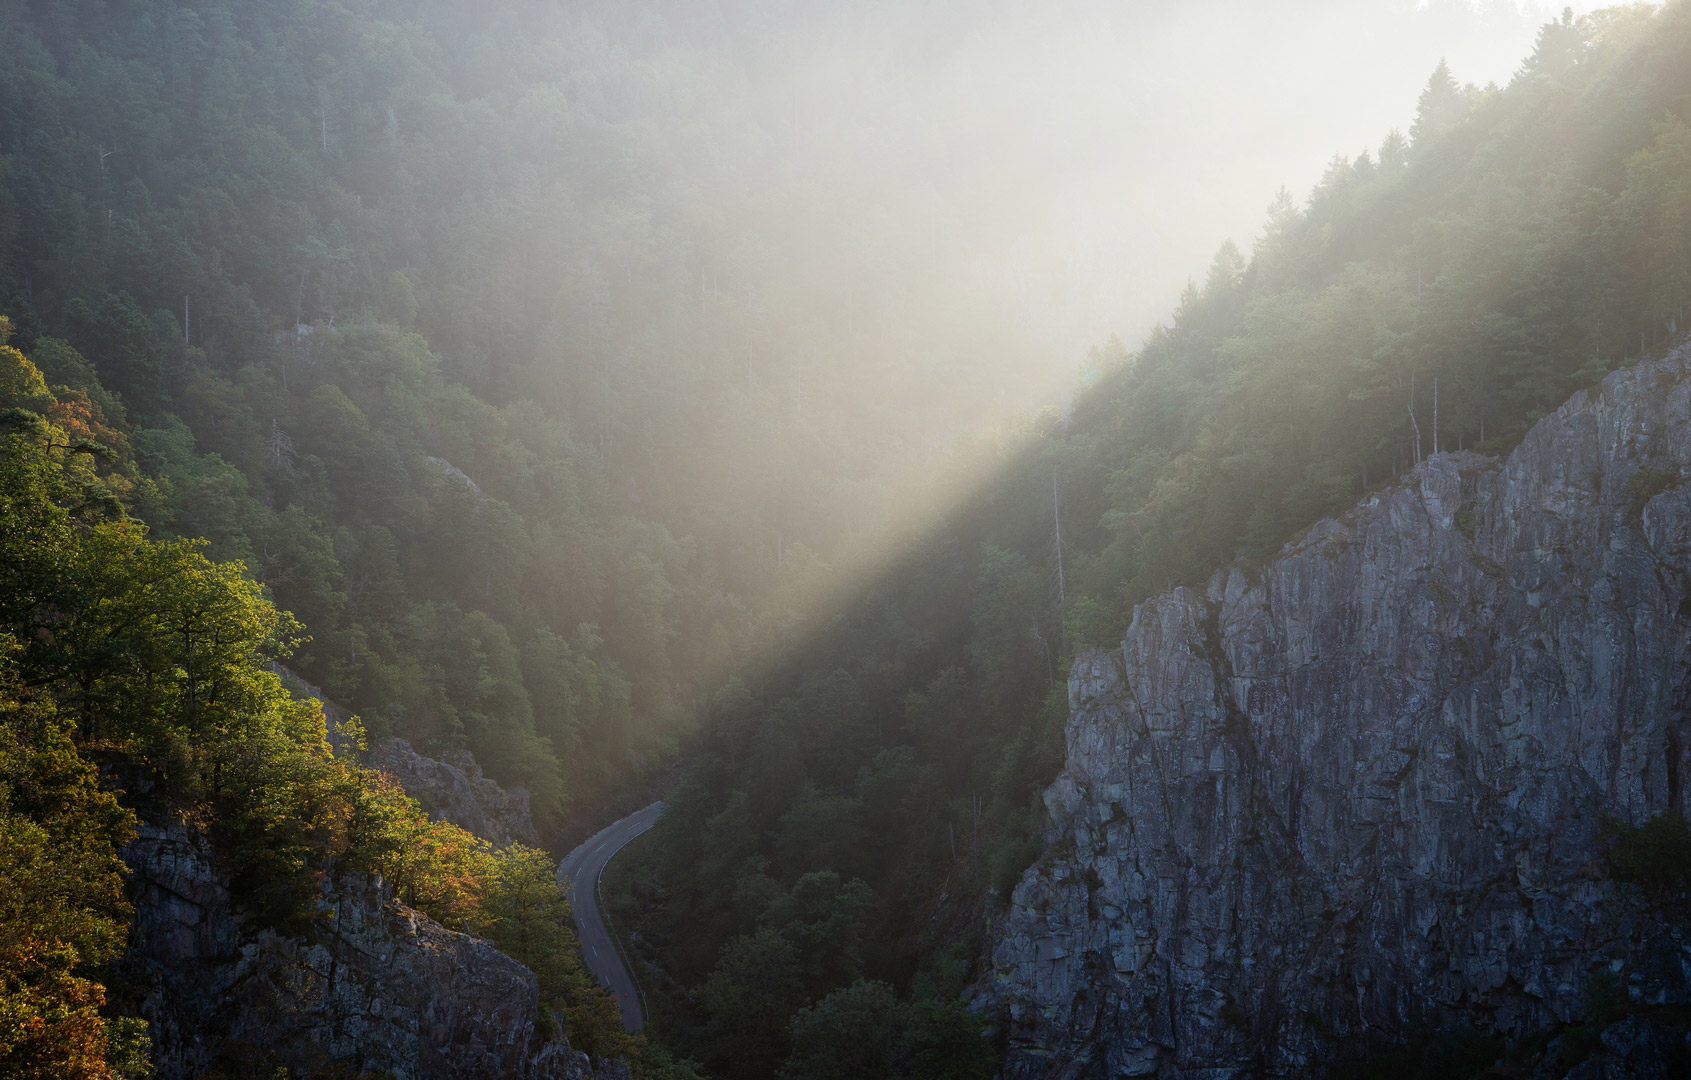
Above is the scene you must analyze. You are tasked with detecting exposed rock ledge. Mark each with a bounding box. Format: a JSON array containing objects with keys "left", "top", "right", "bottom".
[
  {"left": 370, "top": 736, "right": 541, "bottom": 848},
  {"left": 984, "top": 349, "right": 1691, "bottom": 1077},
  {"left": 118, "top": 823, "right": 606, "bottom": 1079},
  {"left": 270, "top": 666, "right": 540, "bottom": 848}
]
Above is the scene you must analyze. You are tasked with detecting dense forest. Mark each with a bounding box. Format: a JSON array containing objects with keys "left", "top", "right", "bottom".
[
  {"left": 610, "top": 5, "right": 1691, "bottom": 1078},
  {"left": 0, "top": 0, "right": 1060, "bottom": 838},
  {"left": 4, "top": 0, "right": 1691, "bottom": 1077}
]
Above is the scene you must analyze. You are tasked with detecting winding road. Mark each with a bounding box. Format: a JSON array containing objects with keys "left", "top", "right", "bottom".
[{"left": 557, "top": 801, "right": 665, "bottom": 1031}]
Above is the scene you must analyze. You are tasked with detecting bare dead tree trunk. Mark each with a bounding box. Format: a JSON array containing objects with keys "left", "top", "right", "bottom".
[{"left": 1407, "top": 368, "right": 1422, "bottom": 464}]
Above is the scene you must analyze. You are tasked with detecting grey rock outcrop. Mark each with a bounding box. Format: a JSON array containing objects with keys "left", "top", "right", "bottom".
[
  {"left": 984, "top": 350, "right": 1691, "bottom": 1077},
  {"left": 369, "top": 736, "right": 541, "bottom": 847},
  {"left": 269, "top": 668, "right": 540, "bottom": 848},
  {"left": 119, "top": 824, "right": 597, "bottom": 1079}
]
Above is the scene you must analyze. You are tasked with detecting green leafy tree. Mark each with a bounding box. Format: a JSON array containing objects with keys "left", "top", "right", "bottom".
[
  {"left": 699, "top": 929, "right": 806, "bottom": 1080},
  {"left": 778, "top": 980, "right": 907, "bottom": 1080},
  {"left": 483, "top": 845, "right": 636, "bottom": 1059}
]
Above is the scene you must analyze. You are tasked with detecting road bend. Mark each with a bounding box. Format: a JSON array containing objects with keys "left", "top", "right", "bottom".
[{"left": 557, "top": 801, "right": 665, "bottom": 1031}]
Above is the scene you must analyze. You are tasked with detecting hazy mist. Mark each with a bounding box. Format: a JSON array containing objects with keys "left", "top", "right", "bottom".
[{"left": 485, "top": 0, "right": 1606, "bottom": 433}]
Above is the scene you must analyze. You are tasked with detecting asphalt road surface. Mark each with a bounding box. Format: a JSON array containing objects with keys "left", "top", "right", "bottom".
[{"left": 557, "top": 801, "right": 664, "bottom": 1031}]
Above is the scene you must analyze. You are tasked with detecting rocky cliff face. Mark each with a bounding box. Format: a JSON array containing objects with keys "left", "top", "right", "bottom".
[
  {"left": 118, "top": 824, "right": 606, "bottom": 1080},
  {"left": 272, "top": 666, "right": 540, "bottom": 848},
  {"left": 370, "top": 737, "right": 541, "bottom": 848},
  {"left": 984, "top": 351, "right": 1691, "bottom": 1077}
]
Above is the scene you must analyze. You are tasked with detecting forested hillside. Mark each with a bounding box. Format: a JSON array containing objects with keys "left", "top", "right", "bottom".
[
  {"left": 0, "top": 0, "right": 1055, "bottom": 832},
  {"left": 612, "top": 5, "right": 1691, "bottom": 1077}
]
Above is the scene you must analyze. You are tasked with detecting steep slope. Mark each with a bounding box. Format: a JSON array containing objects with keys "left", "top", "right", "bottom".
[
  {"left": 275, "top": 665, "right": 543, "bottom": 847},
  {"left": 120, "top": 825, "right": 611, "bottom": 1080},
  {"left": 369, "top": 737, "right": 542, "bottom": 848},
  {"left": 985, "top": 348, "right": 1691, "bottom": 1076}
]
